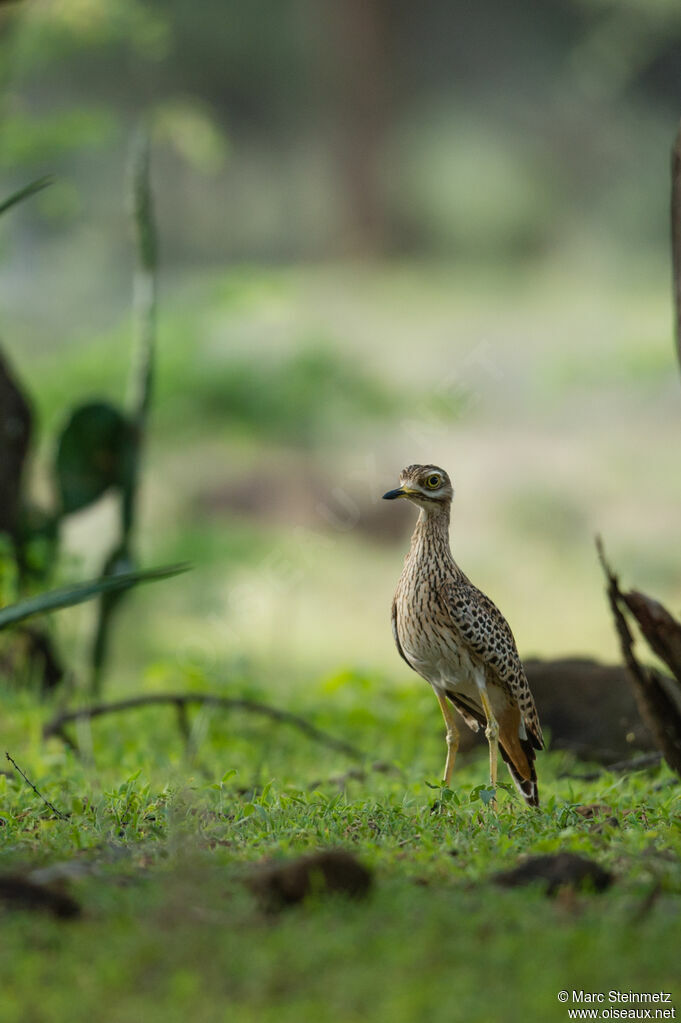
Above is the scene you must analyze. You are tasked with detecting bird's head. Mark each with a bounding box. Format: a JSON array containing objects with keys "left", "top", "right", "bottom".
[{"left": 382, "top": 464, "right": 453, "bottom": 513}]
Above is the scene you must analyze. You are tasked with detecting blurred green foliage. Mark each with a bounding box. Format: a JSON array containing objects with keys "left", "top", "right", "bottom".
[
  {"left": 171, "top": 345, "right": 399, "bottom": 446},
  {"left": 19, "top": 288, "right": 464, "bottom": 448},
  {"left": 3, "top": 0, "right": 681, "bottom": 263},
  {"left": 0, "top": 164, "right": 176, "bottom": 695}
]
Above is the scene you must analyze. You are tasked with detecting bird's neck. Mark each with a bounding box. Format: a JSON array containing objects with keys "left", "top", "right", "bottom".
[{"left": 409, "top": 504, "right": 461, "bottom": 575}]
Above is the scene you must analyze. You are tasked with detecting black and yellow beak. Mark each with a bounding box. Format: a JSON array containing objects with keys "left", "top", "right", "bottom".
[{"left": 382, "top": 485, "right": 407, "bottom": 500}]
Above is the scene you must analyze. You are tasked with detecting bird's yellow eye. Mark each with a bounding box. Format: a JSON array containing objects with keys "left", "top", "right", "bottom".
[{"left": 426, "top": 474, "right": 441, "bottom": 489}]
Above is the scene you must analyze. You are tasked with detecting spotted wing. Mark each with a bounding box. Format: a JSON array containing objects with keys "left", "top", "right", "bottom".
[{"left": 440, "top": 580, "right": 543, "bottom": 750}]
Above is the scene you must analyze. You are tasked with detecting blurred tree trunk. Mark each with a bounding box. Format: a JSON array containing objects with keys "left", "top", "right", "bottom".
[
  {"left": 671, "top": 121, "right": 681, "bottom": 377},
  {"left": 0, "top": 349, "right": 63, "bottom": 691},
  {"left": 0, "top": 348, "right": 31, "bottom": 544},
  {"left": 322, "top": 0, "right": 393, "bottom": 254}
]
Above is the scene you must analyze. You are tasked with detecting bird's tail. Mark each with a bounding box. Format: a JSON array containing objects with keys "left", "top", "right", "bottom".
[
  {"left": 498, "top": 735, "right": 539, "bottom": 807},
  {"left": 497, "top": 705, "right": 540, "bottom": 807}
]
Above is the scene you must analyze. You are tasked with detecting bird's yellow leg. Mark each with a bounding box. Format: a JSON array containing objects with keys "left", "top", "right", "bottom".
[
  {"left": 477, "top": 684, "right": 499, "bottom": 796},
  {"left": 435, "top": 691, "right": 460, "bottom": 787}
]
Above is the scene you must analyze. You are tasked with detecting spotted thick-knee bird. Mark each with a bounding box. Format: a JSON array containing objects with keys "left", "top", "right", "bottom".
[{"left": 383, "top": 464, "right": 543, "bottom": 806}]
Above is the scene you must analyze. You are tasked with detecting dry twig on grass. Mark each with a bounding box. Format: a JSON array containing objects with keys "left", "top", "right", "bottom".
[{"left": 5, "top": 752, "right": 68, "bottom": 820}]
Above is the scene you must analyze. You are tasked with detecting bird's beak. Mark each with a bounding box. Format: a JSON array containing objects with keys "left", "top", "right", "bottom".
[{"left": 382, "top": 485, "right": 407, "bottom": 500}]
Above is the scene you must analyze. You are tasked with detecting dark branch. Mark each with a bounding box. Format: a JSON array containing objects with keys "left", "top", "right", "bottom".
[
  {"left": 597, "top": 537, "right": 681, "bottom": 778},
  {"left": 43, "top": 693, "right": 364, "bottom": 761}
]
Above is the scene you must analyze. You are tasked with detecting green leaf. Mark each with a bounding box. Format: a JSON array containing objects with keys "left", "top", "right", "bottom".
[
  {"left": 479, "top": 787, "right": 497, "bottom": 806},
  {"left": 0, "top": 177, "right": 53, "bottom": 218},
  {"left": 0, "top": 563, "right": 190, "bottom": 631},
  {"left": 55, "top": 402, "right": 135, "bottom": 515},
  {"left": 469, "top": 784, "right": 497, "bottom": 805}
]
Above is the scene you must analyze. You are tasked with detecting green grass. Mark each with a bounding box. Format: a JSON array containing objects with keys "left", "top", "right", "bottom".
[{"left": 0, "top": 681, "right": 679, "bottom": 1023}]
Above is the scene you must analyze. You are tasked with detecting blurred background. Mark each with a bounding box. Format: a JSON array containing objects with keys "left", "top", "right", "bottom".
[{"left": 1, "top": 0, "right": 680, "bottom": 708}]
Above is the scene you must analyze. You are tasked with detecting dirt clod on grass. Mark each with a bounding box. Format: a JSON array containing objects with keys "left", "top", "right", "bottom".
[
  {"left": 248, "top": 849, "right": 373, "bottom": 912},
  {"left": 0, "top": 874, "right": 81, "bottom": 919},
  {"left": 493, "top": 852, "right": 614, "bottom": 896}
]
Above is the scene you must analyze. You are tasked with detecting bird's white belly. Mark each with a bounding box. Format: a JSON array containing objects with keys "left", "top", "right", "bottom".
[{"left": 398, "top": 613, "right": 481, "bottom": 702}]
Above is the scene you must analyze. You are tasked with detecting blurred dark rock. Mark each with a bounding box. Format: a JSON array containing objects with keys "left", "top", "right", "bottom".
[
  {"left": 494, "top": 852, "right": 613, "bottom": 895},
  {"left": 0, "top": 874, "right": 81, "bottom": 919},
  {"left": 248, "top": 849, "right": 372, "bottom": 911},
  {"left": 453, "top": 657, "right": 657, "bottom": 762},
  {"left": 524, "top": 657, "right": 656, "bottom": 762}
]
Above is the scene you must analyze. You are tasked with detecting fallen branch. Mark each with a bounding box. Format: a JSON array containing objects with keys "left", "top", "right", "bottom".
[
  {"left": 597, "top": 538, "right": 681, "bottom": 778},
  {"left": 43, "top": 693, "right": 364, "bottom": 761}
]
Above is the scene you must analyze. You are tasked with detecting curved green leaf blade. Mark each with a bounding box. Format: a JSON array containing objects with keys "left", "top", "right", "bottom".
[
  {"left": 0, "top": 563, "right": 190, "bottom": 631},
  {"left": 0, "top": 177, "right": 53, "bottom": 218}
]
